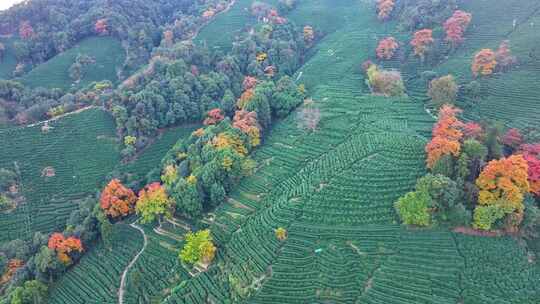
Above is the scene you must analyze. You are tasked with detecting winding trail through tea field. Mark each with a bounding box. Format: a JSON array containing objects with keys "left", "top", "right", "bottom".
[{"left": 118, "top": 222, "right": 147, "bottom": 304}]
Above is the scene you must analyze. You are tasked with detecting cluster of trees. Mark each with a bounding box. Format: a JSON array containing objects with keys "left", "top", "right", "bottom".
[
  {"left": 395, "top": 104, "right": 540, "bottom": 234},
  {"left": 0, "top": 0, "right": 229, "bottom": 71},
  {"left": 0, "top": 168, "right": 18, "bottom": 213},
  {"left": 0, "top": 198, "right": 111, "bottom": 302},
  {"left": 362, "top": 61, "right": 405, "bottom": 97},
  {"left": 385, "top": 0, "right": 458, "bottom": 32}
]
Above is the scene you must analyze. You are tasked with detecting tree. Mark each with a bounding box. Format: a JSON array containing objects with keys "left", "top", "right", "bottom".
[
  {"left": 376, "top": 37, "right": 399, "bottom": 60},
  {"left": 427, "top": 75, "right": 458, "bottom": 110},
  {"left": 502, "top": 128, "right": 523, "bottom": 150},
  {"left": 472, "top": 49, "right": 497, "bottom": 77},
  {"left": 365, "top": 64, "right": 405, "bottom": 96},
  {"left": 233, "top": 110, "right": 261, "bottom": 147},
  {"left": 394, "top": 191, "right": 431, "bottom": 226},
  {"left": 425, "top": 105, "right": 464, "bottom": 168},
  {"left": 179, "top": 229, "right": 216, "bottom": 265},
  {"left": 203, "top": 108, "right": 225, "bottom": 126},
  {"left": 47, "top": 233, "right": 83, "bottom": 265},
  {"left": 100, "top": 179, "right": 137, "bottom": 218},
  {"left": 476, "top": 155, "right": 529, "bottom": 212},
  {"left": 19, "top": 21, "right": 34, "bottom": 40},
  {"left": 410, "top": 29, "right": 434, "bottom": 60},
  {"left": 520, "top": 144, "right": 540, "bottom": 195},
  {"left": 297, "top": 99, "right": 320, "bottom": 131},
  {"left": 463, "top": 122, "right": 483, "bottom": 140},
  {"left": 377, "top": 0, "right": 395, "bottom": 21},
  {"left": 303, "top": 26, "right": 315, "bottom": 44},
  {"left": 10, "top": 280, "right": 48, "bottom": 304},
  {"left": 135, "top": 182, "right": 173, "bottom": 224},
  {"left": 443, "top": 10, "right": 472, "bottom": 47},
  {"left": 495, "top": 40, "right": 516, "bottom": 72},
  {"left": 275, "top": 227, "right": 287, "bottom": 241},
  {"left": 94, "top": 19, "right": 108, "bottom": 35},
  {"left": 242, "top": 76, "right": 258, "bottom": 91}
]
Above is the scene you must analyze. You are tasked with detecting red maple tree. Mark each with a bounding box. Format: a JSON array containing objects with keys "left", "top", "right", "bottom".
[
  {"left": 203, "top": 108, "right": 225, "bottom": 126},
  {"left": 411, "top": 29, "right": 434, "bottom": 60},
  {"left": 100, "top": 179, "right": 137, "bottom": 218},
  {"left": 19, "top": 21, "right": 34, "bottom": 40},
  {"left": 376, "top": 37, "right": 399, "bottom": 60},
  {"left": 443, "top": 10, "right": 472, "bottom": 47}
]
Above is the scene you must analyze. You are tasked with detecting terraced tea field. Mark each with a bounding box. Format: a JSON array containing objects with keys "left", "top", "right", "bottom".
[
  {"left": 18, "top": 36, "right": 124, "bottom": 90},
  {"left": 0, "top": 108, "right": 120, "bottom": 243}
]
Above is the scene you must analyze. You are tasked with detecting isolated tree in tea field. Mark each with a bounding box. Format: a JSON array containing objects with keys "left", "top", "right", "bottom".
[
  {"left": 411, "top": 29, "right": 434, "bottom": 60},
  {"left": 275, "top": 227, "right": 287, "bottom": 241},
  {"left": 100, "top": 179, "right": 137, "bottom": 218},
  {"left": 495, "top": 40, "right": 517, "bottom": 72},
  {"left": 376, "top": 37, "right": 399, "bottom": 60},
  {"left": 377, "top": 0, "right": 395, "bottom": 21},
  {"left": 179, "top": 229, "right": 217, "bottom": 265},
  {"left": 136, "top": 182, "right": 173, "bottom": 224},
  {"left": 472, "top": 49, "right": 497, "bottom": 77},
  {"left": 427, "top": 75, "right": 458, "bottom": 110},
  {"left": 443, "top": 10, "right": 472, "bottom": 47},
  {"left": 476, "top": 155, "right": 529, "bottom": 212},
  {"left": 394, "top": 190, "right": 431, "bottom": 226}
]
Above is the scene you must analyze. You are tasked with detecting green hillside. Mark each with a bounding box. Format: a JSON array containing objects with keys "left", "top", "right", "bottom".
[
  {"left": 0, "top": 108, "right": 120, "bottom": 243},
  {"left": 18, "top": 36, "right": 125, "bottom": 90},
  {"left": 0, "top": 37, "right": 18, "bottom": 79}
]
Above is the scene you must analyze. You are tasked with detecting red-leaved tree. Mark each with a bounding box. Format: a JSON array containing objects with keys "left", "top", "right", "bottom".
[
  {"left": 203, "top": 108, "right": 225, "bottom": 126},
  {"left": 95, "top": 19, "right": 108, "bottom": 35},
  {"left": 376, "top": 37, "right": 399, "bottom": 60},
  {"left": 520, "top": 144, "right": 540, "bottom": 195},
  {"left": 377, "top": 0, "right": 395, "bottom": 21},
  {"left": 48, "top": 233, "right": 84, "bottom": 265},
  {"left": 472, "top": 49, "right": 497, "bottom": 77},
  {"left": 411, "top": 29, "right": 434, "bottom": 60},
  {"left": 425, "top": 105, "right": 464, "bottom": 168},
  {"left": 19, "top": 21, "right": 34, "bottom": 40}
]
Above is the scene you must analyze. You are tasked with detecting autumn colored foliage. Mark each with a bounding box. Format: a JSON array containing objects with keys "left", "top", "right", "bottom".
[
  {"left": 242, "top": 76, "right": 258, "bottom": 91},
  {"left": 135, "top": 183, "right": 173, "bottom": 224},
  {"left": 19, "top": 21, "right": 34, "bottom": 40},
  {"left": 472, "top": 49, "right": 497, "bottom": 77},
  {"left": 48, "top": 233, "right": 84, "bottom": 264},
  {"left": 476, "top": 155, "right": 529, "bottom": 209},
  {"left": 179, "top": 229, "right": 216, "bottom": 265},
  {"left": 410, "top": 29, "right": 434, "bottom": 59},
  {"left": 376, "top": 37, "right": 399, "bottom": 60},
  {"left": 425, "top": 105, "right": 464, "bottom": 168},
  {"left": 237, "top": 89, "right": 255, "bottom": 109},
  {"left": 377, "top": 0, "right": 395, "bottom": 21},
  {"left": 443, "top": 10, "right": 472, "bottom": 46},
  {"left": 100, "top": 179, "right": 137, "bottom": 218},
  {"left": 203, "top": 108, "right": 225, "bottom": 126},
  {"left": 95, "top": 19, "right": 108, "bottom": 35},
  {"left": 233, "top": 110, "right": 261, "bottom": 147},
  {"left": 502, "top": 128, "right": 523, "bottom": 149},
  {"left": 275, "top": 227, "right": 288, "bottom": 241},
  {"left": 463, "top": 122, "right": 483, "bottom": 140},
  {"left": 520, "top": 144, "right": 540, "bottom": 195},
  {"left": 303, "top": 26, "right": 315, "bottom": 44},
  {"left": 495, "top": 40, "right": 517, "bottom": 71},
  {"left": 1, "top": 259, "right": 23, "bottom": 284}
]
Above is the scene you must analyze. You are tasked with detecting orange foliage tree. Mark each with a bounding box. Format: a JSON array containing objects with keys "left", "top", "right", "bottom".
[
  {"left": 95, "top": 19, "right": 108, "bottom": 35},
  {"left": 376, "top": 37, "right": 399, "bottom": 60},
  {"left": 203, "top": 108, "right": 225, "bottom": 126},
  {"left": 425, "top": 105, "right": 464, "bottom": 168},
  {"left": 237, "top": 89, "right": 255, "bottom": 109},
  {"left": 100, "top": 179, "right": 137, "bottom": 218},
  {"left": 476, "top": 155, "right": 529, "bottom": 210},
  {"left": 0, "top": 259, "right": 23, "bottom": 284},
  {"left": 463, "top": 122, "right": 483, "bottom": 140},
  {"left": 443, "top": 10, "right": 472, "bottom": 47},
  {"left": 48, "top": 233, "right": 84, "bottom": 264},
  {"left": 377, "top": 0, "right": 395, "bottom": 21},
  {"left": 19, "top": 21, "right": 34, "bottom": 40},
  {"left": 472, "top": 49, "right": 497, "bottom": 77},
  {"left": 410, "top": 29, "right": 434, "bottom": 60}
]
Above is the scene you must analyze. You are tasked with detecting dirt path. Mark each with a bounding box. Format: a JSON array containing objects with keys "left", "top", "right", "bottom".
[
  {"left": 26, "top": 106, "right": 96, "bottom": 128},
  {"left": 118, "top": 222, "right": 147, "bottom": 304}
]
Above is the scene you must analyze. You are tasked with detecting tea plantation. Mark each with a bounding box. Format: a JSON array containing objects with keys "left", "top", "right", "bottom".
[
  {"left": 0, "top": 108, "right": 120, "bottom": 243},
  {"left": 18, "top": 36, "right": 124, "bottom": 90}
]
